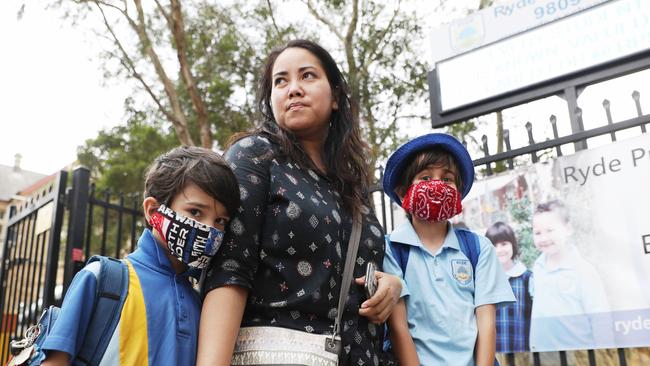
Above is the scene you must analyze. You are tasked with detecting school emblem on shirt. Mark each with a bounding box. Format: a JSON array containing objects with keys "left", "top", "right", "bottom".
[{"left": 451, "top": 259, "right": 472, "bottom": 286}]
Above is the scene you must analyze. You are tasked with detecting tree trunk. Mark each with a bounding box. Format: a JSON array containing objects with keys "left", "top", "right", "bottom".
[
  {"left": 132, "top": 0, "right": 195, "bottom": 146},
  {"left": 170, "top": 0, "right": 213, "bottom": 148},
  {"left": 345, "top": 0, "right": 360, "bottom": 123}
]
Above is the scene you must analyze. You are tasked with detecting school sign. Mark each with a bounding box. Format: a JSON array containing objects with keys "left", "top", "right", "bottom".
[
  {"left": 455, "top": 133, "right": 650, "bottom": 351},
  {"left": 428, "top": 0, "right": 650, "bottom": 126}
]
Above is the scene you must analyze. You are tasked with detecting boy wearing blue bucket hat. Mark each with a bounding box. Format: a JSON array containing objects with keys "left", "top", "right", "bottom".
[{"left": 382, "top": 133, "right": 514, "bottom": 366}]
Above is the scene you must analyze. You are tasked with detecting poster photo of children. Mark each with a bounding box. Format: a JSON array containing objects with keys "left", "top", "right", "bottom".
[{"left": 453, "top": 132, "right": 650, "bottom": 353}]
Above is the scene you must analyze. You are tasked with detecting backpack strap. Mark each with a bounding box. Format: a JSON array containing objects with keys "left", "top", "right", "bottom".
[
  {"left": 454, "top": 229, "right": 501, "bottom": 366},
  {"left": 74, "top": 256, "right": 129, "bottom": 366},
  {"left": 390, "top": 229, "right": 480, "bottom": 279},
  {"left": 454, "top": 228, "right": 481, "bottom": 280},
  {"left": 386, "top": 234, "right": 410, "bottom": 275}
]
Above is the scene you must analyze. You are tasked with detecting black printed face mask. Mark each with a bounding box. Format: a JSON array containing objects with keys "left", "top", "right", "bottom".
[{"left": 149, "top": 204, "right": 225, "bottom": 276}]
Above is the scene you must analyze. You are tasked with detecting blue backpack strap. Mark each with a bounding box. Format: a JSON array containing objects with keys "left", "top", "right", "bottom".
[
  {"left": 74, "top": 256, "right": 129, "bottom": 366},
  {"left": 454, "top": 229, "right": 501, "bottom": 366},
  {"left": 386, "top": 234, "right": 410, "bottom": 275},
  {"left": 454, "top": 228, "right": 480, "bottom": 280}
]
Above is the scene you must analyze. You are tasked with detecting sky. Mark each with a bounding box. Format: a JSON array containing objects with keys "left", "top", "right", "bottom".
[{"left": 0, "top": 0, "right": 131, "bottom": 175}]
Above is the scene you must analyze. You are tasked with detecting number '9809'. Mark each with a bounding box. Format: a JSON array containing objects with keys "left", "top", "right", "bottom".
[{"left": 534, "top": 0, "right": 581, "bottom": 19}]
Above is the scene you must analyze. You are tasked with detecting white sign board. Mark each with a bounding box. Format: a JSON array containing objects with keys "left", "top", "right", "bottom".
[
  {"left": 430, "top": 0, "right": 608, "bottom": 63},
  {"left": 435, "top": 0, "right": 650, "bottom": 112},
  {"left": 456, "top": 132, "right": 650, "bottom": 352}
]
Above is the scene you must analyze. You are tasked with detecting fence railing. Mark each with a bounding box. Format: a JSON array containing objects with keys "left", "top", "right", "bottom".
[
  {"left": 0, "top": 172, "right": 67, "bottom": 363},
  {"left": 0, "top": 89, "right": 647, "bottom": 364},
  {"left": 0, "top": 168, "right": 142, "bottom": 363}
]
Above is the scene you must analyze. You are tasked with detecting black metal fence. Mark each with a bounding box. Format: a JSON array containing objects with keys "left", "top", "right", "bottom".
[
  {"left": 0, "top": 168, "right": 142, "bottom": 363},
  {"left": 0, "top": 88, "right": 648, "bottom": 365},
  {"left": 0, "top": 172, "right": 67, "bottom": 363}
]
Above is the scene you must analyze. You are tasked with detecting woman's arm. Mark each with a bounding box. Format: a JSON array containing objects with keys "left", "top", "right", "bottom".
[
  {"left": 197, "top": 138, "right": 268, "bottom": 365},
  {"left": 356, "top": 271, "right": 402, "bottom": 323},
  {"left": 475, "top": 304, "right": 496, "bottom": 366},
  {"left": 387, "top": 299, "right": 419, "bottom": 366},
  {"left": 197, "top": 286, "right": 248, "bottom": 366}
]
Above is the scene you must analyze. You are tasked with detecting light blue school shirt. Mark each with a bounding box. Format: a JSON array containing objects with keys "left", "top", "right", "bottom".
[
  {"left": 529, "top": 245, "right": 614, "bottom": 351},
  {"left": 383, "top": 221, "right": 515, "bottom": 366}
]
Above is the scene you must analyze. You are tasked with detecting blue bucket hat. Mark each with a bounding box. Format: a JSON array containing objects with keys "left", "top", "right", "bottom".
[{"left": 382, "top": 133, "right": 475, "bottom": 205}]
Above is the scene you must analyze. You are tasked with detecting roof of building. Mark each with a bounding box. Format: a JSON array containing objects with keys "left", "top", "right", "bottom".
[{"left": 0, "top": 162, "right": 48, "bottom": 202}]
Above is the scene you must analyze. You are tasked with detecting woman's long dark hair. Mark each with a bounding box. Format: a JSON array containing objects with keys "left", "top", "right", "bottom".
[{"left": 230, "top": 39, "right": 371, "bottom": 215}]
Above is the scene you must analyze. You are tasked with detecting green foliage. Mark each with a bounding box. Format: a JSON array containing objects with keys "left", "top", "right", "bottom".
[
  {"left": 70, "top": 0, "right": 442, "bottom": 188},
  {"left": 446, "top": 119, "right": 478, "bottom": 144},
  {"left": 74, "top": 2, "right": 274, "bottom": 192},
  {"left": 85, "top": 202, "right": 144, "bottom": 259},
  {"left": 182, "top": 2, "right": 260, "bottom": 146},
  {"left": 352, "top": 3, "right": 431, "bottom": 166},
  {"left": 506, "top": 194, "right": 538, "bottom": 268},
  {"left": 516, "top": 225, "right": 536, "bottom": 269},
  {"left": 77, "top": 100, "right": 178, "bottom": 194}
]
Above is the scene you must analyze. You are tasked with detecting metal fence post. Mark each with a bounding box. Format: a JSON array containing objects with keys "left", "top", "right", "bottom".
[
  {"left": 62, "top": 167, "right": 90, "bottom": 296},
  {"left": 565, "top": 86, "right": 588, "bottom": 151},
  {"left": 42, "top": 171, "right": 68, "bottom": 307}
]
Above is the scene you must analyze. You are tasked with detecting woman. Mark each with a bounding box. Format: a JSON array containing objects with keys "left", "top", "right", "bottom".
[{"left": 198, "top": 39, "right": 401, "bottom": 365}]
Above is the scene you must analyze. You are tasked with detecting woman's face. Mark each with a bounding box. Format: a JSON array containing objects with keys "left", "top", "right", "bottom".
[{"left": 270, "top": 47, "right": 338, "bottom": 141}]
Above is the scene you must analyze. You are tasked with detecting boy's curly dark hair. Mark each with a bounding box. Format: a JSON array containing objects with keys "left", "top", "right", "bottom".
[{"left": 143, "top": 146, "right": 240, "bottom": 221}]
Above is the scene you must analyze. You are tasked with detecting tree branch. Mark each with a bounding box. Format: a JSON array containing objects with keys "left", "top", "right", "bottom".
[
  {"left": 132, "top": 0, "right": 194, "bottom": 146},
  {"left": 303, "top": 0, "right": 344, "bottom": 41},
  {"left": 359, "top": 0, "right": 401, "bottom": 79},
  {"left": 344, "top": 0, "right": 360, "bottom": 119},
  {"left": 394, "top": 114, "right": 430, "bottom": 121},
  {"left": 344, "top": 0, "right": 359, "bottom": 49},
  {"left": 373, "top": 97, "right": 404, "bottom": 155},
  {"left": 266, "top": 0, "right": 284, "bottom": 42},
  {"left": 169, "top": 0, "right": 212, "bottom": 148},
  {"left": 89, "top": 0, "right": 125, "bottom": 13},
  {"left": 153, "top": 0, "right": 172, "bottom": 25},
  {"left": 95, "top": 4, "right": 178, "bottom": 125}
]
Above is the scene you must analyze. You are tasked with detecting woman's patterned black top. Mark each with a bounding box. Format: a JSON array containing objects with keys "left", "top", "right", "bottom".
[{"left": 204, "top": 134, "right": 387, "bottom": 366}]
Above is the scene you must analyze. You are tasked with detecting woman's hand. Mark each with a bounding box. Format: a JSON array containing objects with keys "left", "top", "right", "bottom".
[{"left": 356, "top": 271, "right": 401, "bottom": 323}]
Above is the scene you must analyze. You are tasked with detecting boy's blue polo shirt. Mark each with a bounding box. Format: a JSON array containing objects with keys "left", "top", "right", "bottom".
[
  {"left": 42, "top": 229, "right": 201, "bottom": 365},
  {"left": 384, "top": 221, "right": 515, "bottom": 366}
]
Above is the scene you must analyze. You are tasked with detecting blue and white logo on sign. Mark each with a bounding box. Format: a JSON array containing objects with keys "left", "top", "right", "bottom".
[
  {"left": 451, "top": 259, "right": 472, "bottom": 286},
  {"left": 449, "top": 14, "right": 485, "bottom": 53}
]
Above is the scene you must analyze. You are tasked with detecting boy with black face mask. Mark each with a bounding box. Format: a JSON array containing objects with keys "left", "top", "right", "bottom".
[
  {"left": 40, "top": 146, "right": 240, "bottom": 366},
  {"left": 382, "top": 133, "right": 514, "bottom": 366}
]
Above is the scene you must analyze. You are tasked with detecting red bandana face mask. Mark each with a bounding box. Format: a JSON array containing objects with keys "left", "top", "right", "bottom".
[{"left": 401, "top": 180, "right": 462, "bottom": 222}]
